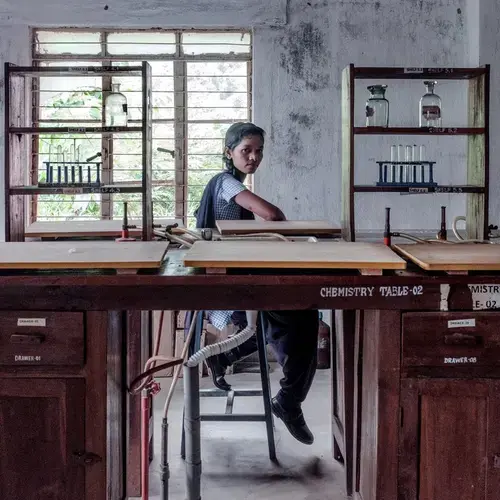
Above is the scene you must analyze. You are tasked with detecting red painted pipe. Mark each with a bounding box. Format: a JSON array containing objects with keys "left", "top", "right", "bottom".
[{"left": 141, "top": 392, "right": 150, "bottom": 500}]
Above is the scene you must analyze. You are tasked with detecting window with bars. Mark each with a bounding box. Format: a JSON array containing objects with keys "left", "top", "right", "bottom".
[{"left": 31, "top": 29, "right": 252, "bottom": 226}]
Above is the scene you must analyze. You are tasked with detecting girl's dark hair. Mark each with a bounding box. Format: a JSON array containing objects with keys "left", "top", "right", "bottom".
[{"left": 224, "top": 122, "right": 265, "bottom": 177}]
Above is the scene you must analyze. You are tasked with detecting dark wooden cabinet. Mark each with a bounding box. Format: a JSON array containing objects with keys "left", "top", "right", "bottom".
[
  {"left": 0, "top": 378, "right": 86, "bottom": 500},
  {"left": 399, "top": 379, "right": 500, "bottom": 500},
  {"left": 353, "top": 310, "right": 500, "bottom": 500},
  {"left": 0, "top": 311, "right": 124, "bottom": 500}
]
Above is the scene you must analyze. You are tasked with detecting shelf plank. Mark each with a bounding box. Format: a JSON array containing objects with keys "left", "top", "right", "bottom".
[
  {"left": 354, "top": 67, "right": 487, "bottom": 80},
  {"left": 7, "top": 65, "right": 143, "bottom": 77},
  {"left": 354, "top": 185, "right": 485, "bottom": 194},
  {"left": 8, "top": 126, "right": 143, "bottom": 135},
  {"left": 354, "top": 127, "right": 484, "bottom": 135},
  {"left": 9, "top": 184, "right": 143, "bottom": 195}
]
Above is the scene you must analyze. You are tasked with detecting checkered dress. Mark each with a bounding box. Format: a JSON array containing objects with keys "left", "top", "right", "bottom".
[{"left": 207, "top": 173, "right": 247, "bottom": 330}]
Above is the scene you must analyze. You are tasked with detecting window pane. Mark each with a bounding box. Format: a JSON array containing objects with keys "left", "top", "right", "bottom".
[
  {"left": 107, "top": 32, "right": 176, "bottom": 55},
  {"left": 35, "top": 31, "right": 101, "bottom": 55},
  {"left": 182, "top": 32, "right": 251, "bottom": 55}
]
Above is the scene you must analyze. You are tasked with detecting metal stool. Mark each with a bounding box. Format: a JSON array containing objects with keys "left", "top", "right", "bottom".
[{"left": 181, "top": 311, "right": 276, "bottom": 461}]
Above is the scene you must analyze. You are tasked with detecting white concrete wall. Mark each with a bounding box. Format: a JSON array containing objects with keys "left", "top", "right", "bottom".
[{"left": 0, "top": 0, "right": 497, "bottom": 237}]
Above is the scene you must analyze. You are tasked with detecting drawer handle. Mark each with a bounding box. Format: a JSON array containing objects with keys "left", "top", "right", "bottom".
[
  {"left": 9, "top": 333, "right": 46, "bottom": 344},
  {"left": 444, "top": 333, "right": 478, "bottom": 346}
]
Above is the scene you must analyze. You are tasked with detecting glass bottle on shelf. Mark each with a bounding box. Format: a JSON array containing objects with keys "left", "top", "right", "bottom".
[
  {"left": 419, "top": 81, "right": 442, "bottom": 127},
  {"left": 105, "top": 83, "right": 128, "bottom": 127},
  {"left": 365, "top": 85, "right": 389, "bottom": 127}
]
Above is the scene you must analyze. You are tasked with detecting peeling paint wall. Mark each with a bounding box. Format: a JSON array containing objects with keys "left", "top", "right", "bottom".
[
  {"left": 254, "top": 0, "right": 472, "bottom": 231},
  {"left": 0, "top": 0, "right": 494, "bottom": 236}
]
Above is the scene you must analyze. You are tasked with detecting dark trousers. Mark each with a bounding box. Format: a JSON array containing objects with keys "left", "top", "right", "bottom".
[{"left": 223, "top": 310, "right": 319, "bottom": 410}]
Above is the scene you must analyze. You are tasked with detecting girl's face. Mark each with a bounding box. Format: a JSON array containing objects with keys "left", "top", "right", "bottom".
[{"left": 226, "top": 135, "right": 264, "bottom": 175}]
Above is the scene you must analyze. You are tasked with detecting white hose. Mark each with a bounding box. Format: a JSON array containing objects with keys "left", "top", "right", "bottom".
[
  {"left": 452, "top": 215, "right": 467, "bottom": 241},
  {"left": 186, "top": 310, "right": 258, "bottom": 368}
]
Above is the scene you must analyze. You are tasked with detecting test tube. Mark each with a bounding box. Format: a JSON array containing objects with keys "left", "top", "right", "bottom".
[
  {"left": 45, "top": 163, "right": 50, "bottom": 184},
  {"left": 64, "top": 165, "right": 69, "bottom": 184},
  {"left": 420, "top": 145, "right": 426, "bottom": 183},
  {"left": 405, "top": 145, "right": 412, "bottom": 184},
  {"left": 57, "top": 166, "right": 62, "bottom": 184},
  {"left": 412, "top": 145, "right": 418, "bottom": 183},
  {"left": 87, "top": 165, "right": 92, "bottom": 184},
  {"left": 78, "top": 165, "right": 83, "bottom": 184},
  {"left": 71, "top": 165, "right": 75, "bottom": 184},
  {"left": 390, "top": 145, "right": 396, "bottom": 183},
  {"left": 398, "top": 145, "right": 404, "bottom": 183}
]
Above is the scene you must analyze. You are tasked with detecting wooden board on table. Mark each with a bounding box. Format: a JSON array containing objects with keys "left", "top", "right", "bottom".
[
  {"left": 25, "top": 219, "right": 183, "bottom": 238},
  {"left": 183, "top": 241, "right": 406, "bottom": 270},
  {"left": 216, "top": 220, "right": 341, "bottom": 236},
  {"left": 0, "top": 241, "right": 169, "bottom": 269},
  {"left": 393, "top": 243, "right": 500, "bottom": 271}
]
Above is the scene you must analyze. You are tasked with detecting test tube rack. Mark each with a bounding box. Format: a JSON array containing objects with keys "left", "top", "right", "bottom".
[
  {"left": 38, "top": 161, "right": 102, "bottom": 187},
  {"left": 376, "top": 160, "right": 437, "bottom": 187}
]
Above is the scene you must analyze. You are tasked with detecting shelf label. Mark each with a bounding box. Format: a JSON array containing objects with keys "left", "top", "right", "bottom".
[
  {"left": 469, "top": 284, "right": 500, "bottom": 310},
  {"left": 428, "top": 127, "right": 458, "bottom": 134},
  {"left": 448, "top": 318, "right": 475, "bottom": 328},
  {"left": 17, "top": 318, "right": 46, "bottom": 327},
  {"left": 428, "top": 68, "right": 454, "bottom": 74},
  {"left": 319, "top": 285, "right": 424, "bottom": 298},
  {"left": 404, "top": 67, "right": 423, "bottom": 73},
  {"left": 408, "top": 187, "right": 429, "bottom": 194},
  {"left": 435, "top": 186, "right": 464, "bottom": 193}
]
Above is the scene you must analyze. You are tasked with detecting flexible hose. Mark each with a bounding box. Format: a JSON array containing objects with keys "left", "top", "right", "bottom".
[
  {"left": 220, "top": 232, "right": 290, "bottom": 242},
  {"left": 452, "top": 215, "right": 467, "bottom": 241},
  {"left": 186, "top": 310, "right": 258, "bottom": 368}
]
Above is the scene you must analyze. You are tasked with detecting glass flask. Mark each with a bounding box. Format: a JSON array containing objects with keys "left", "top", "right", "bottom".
[
  {"left": 365, "top": 85, "right": 389, "bottom": 127},
  {"left": 105, "top": 83, "right": 128, "bottom": 127},
  {"left": 419, "top": 81, "right": 442, "bottom": 127}
]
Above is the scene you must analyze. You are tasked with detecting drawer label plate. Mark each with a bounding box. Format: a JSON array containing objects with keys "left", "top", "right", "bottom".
[
  {"left": 17, "top": 318, "right": 46, "bottom": 327},
  {"left": 448, "top": 318, "right": 476, "bottom": 328}
]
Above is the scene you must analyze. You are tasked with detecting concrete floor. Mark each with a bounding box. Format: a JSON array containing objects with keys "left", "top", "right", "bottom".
[{"left": 137, "top": 368, "right": 347, "bottom": 500}]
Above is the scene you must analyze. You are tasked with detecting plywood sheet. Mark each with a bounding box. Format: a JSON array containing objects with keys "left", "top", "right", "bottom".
[
  {"left": 184, "top": 241, "right": 406, "bottom": 270},
  {"left": 393, "top": 243, "right": 500, "bottom": 271},
  {"left": 216, "top": 220, "right": 341, "bottom": 236},
  {"left": 25, "top": 219, "right": 183, "bottom": 238},
  {"left": 0, "top": 241, "right": 169, "bottom": 269}
]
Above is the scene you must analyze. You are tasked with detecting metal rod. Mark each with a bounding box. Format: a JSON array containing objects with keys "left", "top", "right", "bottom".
[
  {"left": 160, "top": 418, "right": 169, "bottom": 500},
  {"left": 384, "top": 207, "right": 391, "bottom": 246},
  {"left": 439, "top": 206, "right": 447, "bottom": 241},
  {"left": 184, "top": 364, "right": 201, "bottom": 500},
  {"left": 141, "top": 392, "right": 150, "bottom": 500}
]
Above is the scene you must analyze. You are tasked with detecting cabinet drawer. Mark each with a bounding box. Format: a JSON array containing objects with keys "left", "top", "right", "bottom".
[
  {"left": 402, "top": 312, "right": 500, "bottom": 368},
  {"left": 0, "top": 311, "right": 84, "bottom": 366}
]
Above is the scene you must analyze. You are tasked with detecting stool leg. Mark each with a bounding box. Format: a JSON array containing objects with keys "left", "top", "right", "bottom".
[
  {"left": 180, "top": 408, "right": 186, "bottom": 460},
  {"left": 256, "top": 314, "right": 276, "bottom": 461}
]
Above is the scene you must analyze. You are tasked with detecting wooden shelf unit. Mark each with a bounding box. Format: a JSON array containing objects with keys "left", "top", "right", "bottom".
[
  {"left": 341, "top": 64, "right": 490, "bottom": 241},
  {"left": 4, "top": 62, "right": 153, "bottom": 241}
]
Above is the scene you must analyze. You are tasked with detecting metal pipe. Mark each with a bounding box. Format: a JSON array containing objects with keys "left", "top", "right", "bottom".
[
  {"left": 160, "top": 418, "right": 169, "bottom": 500},
  {"left": 184, "top": 364, "right": 202, "bottom": 500},
  {"left": 141, "top": 391, "right": 150, "bottom": 500},
  {"left": 384, "top": 207, "right": 391, "bottom": 246},
  {"left": 439, "top": 206, "right": 447, "bottom": 241}
]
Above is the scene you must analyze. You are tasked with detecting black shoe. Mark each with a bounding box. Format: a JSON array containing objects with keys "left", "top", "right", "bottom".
[
  {"left": 271, "top": 397, "right": 314, "bottom": 445},
  {"left": 206, "top": 355, "right": 231, "bottom": 391}
]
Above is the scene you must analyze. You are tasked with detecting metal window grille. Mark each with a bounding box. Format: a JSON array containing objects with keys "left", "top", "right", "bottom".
[{"left": 31, "top": 28, "right": 252, "bottom": 227}]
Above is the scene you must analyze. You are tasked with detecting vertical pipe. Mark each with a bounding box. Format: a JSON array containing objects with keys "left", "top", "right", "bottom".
[
  {"left": 439, "top": 206, "right": 447, "bottom": 241},
  {"left": 160, "top": 418, "right": 169, "bottom": 500},
  {"left": 384, "top": 207, "right": 391, "bottom": 246},
  {"left": 141, "top": 392, "right": 150, "bottom": 500},
  {"left": 184, "top": 364, "right": 201, "bottom": 500}
]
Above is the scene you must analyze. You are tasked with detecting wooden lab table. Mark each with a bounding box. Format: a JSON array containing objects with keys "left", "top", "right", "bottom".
[
  {"left": 25, "top": 218, "right": 183, "bottom": 240},
  {"left": 1, "top": 240, "right": 500, "bottom": 500}
]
